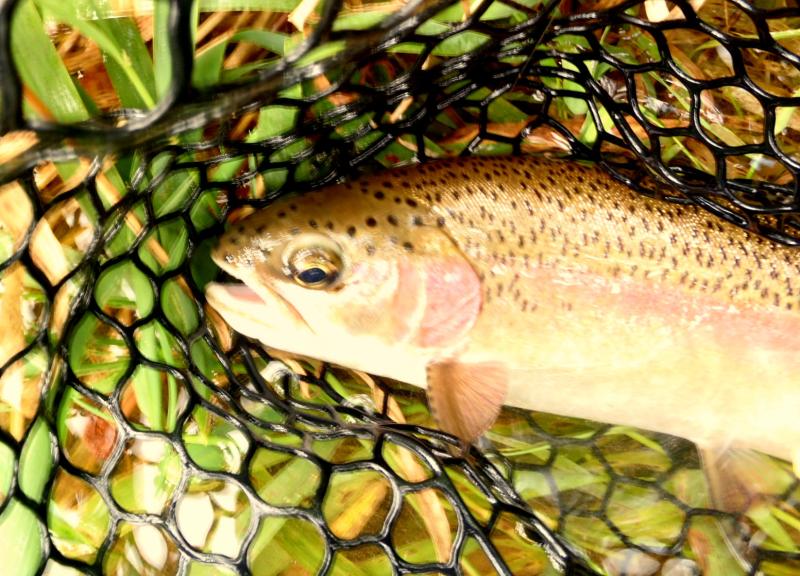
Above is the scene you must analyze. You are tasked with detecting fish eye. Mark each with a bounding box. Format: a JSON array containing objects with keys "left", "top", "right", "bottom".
[
  {"left": 282, "top": 236, "right": 343, "bottom": 289},
  {"left": 297, "top": 266, "right": 329, "bottom": 285}
]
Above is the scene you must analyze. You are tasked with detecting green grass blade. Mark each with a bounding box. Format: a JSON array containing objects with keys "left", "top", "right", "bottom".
[
  {"left": 96, "top": 16, "right": 156, "bottom": 109},
  {"left": 11, "top": 0, "right": 89, "bottom": 123},
  {"left": 194, "top": 42, "right": 228, "bottom": 88},
  {"left": 18, "top": 418, "right": 55, "bottom": 503},
  {"left": 0, "top": 500, "right": 44, "bottom": 576},
  {"left": 233, "top": 29, "right": 288, "bottom": 55},
  {"left": 35, "top": 0, "right": 156, "bottom": 108},
  {"left": 153, "top": 0, "right": 173, "bottom": 99}
]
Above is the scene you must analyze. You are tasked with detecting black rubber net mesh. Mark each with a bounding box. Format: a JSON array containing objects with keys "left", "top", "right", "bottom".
[{"left": 1, "top": 0, "right": 799, "bottom": 574}]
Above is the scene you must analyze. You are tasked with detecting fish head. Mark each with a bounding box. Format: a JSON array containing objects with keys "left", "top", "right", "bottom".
[{"left": 206, "top": 182, "right": 483, "bottom": 383}]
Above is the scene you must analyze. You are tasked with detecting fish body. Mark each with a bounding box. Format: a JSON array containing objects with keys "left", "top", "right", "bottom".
[{"left": 206, "top": 155, "right": 800, "bottom": 471}]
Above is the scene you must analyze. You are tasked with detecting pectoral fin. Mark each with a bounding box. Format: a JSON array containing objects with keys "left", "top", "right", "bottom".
[{"left": 426, "top": 360, "right": 509, "bottom": 446}]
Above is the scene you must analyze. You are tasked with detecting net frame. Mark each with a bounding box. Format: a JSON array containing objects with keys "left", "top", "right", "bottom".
[{"left": 0, "top": 0, "right": 799, "bottom": 574}]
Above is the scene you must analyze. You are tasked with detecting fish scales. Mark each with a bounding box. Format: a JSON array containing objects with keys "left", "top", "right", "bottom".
[
  {"left": 397, "top": 157, "right": 796, "bottom": 309},
  {"left": 210, "top": 155, "right": 800, "bottom": 470},
  {"left": 220, "top": 156, "right": 798, "bottom": 310}
]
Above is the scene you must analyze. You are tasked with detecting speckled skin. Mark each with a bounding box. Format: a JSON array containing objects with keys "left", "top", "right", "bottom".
[{"left": 211, "top": 156, "right": 800, "bottom": 464}]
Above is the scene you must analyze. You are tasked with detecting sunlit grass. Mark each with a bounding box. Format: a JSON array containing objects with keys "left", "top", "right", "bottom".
[{"left": 1, "top": 0, "right": 799, "bottom": 575}]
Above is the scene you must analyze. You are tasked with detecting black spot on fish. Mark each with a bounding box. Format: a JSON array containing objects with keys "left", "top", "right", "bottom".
[
  {"left": 309, "top": 219, "right": 318, "bottom": 229},
  {"left": 326, "top": 222, "right": 334, "bottom": 231},
  {"left": 437, "top": 216, "right": 445, "bottom": 227},
  {"left": 413, "top": 216, "right": 424, "bottom": 226},
  {"left": 237, "top": 224, "right": 246, "bottom": 234},
  {"left": 347, "top": 226, "right": 356, "bottom": 237},
  {"left": 366, "top": 217, "right": 377, "bottom": 227},
  {"left": 403, "top": 242, "right": 414, "bottom": 252},
  {"left": 256, "top": 224, "right": 266, "bottom": 234},
  {"left": 394, "top": 197, "right": 401, "bottom": 204},
  {"left": 387, "top": 215, "right": 398, "bottom": 226},
  {"left": 406, "top": 198, "right": 418, "bottom": 208},
  {"left": 375, "top": 191, "right": 385, "bottom": 200},
  {"left": 382, "top": 181, "right": 393, "bottom": 189},
  {"left": 278, "top": 211, "right": 286, "bottom": 219},
  {"left": 366, "top": 245, "right": 375, "bottom": 256},
  {"left": 289, "top": 204, "right": 298, "bottom": 211}
]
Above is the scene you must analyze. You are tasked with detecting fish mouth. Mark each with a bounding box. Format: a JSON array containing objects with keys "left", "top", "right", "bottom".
[{"left": 205, "top": 281, "right": 314, "bottom": 341}]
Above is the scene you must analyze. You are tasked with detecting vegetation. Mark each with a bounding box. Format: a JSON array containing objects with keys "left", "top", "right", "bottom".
[{"left": 0, "top": 0, "right": 798, "bottom": 574}]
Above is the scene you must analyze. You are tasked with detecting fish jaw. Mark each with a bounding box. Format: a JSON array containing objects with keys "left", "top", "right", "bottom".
[
  {"left": 205, "top": 282, "right": 430, "bottom": 387},
  {"left": 205, "top": 282, "right": 313, "bottom": 345}
]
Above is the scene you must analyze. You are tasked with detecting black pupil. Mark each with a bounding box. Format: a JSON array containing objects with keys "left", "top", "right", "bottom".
[{"left": 298, "top": 267, "right": 329, "bottom": 285}]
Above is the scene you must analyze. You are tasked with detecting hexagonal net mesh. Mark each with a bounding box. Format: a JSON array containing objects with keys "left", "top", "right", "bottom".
[{"left": 0, "top": 0, "right": 799, "bottom": 575}]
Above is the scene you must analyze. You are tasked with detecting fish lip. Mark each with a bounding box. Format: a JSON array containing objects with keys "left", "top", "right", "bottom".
[
  {"left": 205, "top": 281, "right": 314, "bottom": 336},
  {"left": 262, "top": 281, "right": 314, "bottom": 334}
]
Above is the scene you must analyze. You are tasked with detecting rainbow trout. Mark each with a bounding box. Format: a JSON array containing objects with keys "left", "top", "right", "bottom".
[{"left": 206, "top": 155, "right": 800, "bottom": 478}]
